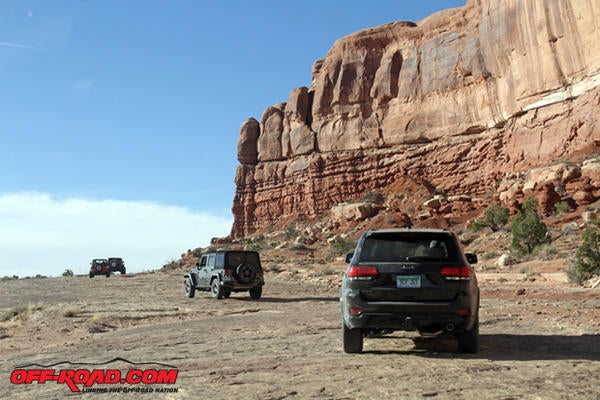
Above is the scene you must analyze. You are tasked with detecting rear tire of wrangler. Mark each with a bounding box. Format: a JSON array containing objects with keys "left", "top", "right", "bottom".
[
  {"left": 343, "top": 323, "right": 363, "bottom": 353},
  {"left": 184, "top": 278, "right": 195, "bottom": 298},
  {"left": 211, "top": 279, "right": 224, "bottom": 299},
  {"left": 458, "top": 318, "right": 479, "bottom": 353},
  {"left": 249, "top": 286, "right": 262, "bottom": 300}
]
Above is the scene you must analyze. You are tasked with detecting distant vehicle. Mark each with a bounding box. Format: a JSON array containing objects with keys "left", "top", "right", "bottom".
[
  {"left": 184, "top": 250, "right": 264, "bottom": 300},
  {"left": 340, "top": 228, "right": 480, "bottom": 353},
  {"left": 107, "top": 257, "right": 126, "bottom": 274},
  {"left": 89, "top": 259, "right": 110, "bottom": 278}
]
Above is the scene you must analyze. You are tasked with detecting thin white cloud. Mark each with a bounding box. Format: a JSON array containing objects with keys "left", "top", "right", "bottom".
[
  {"left": 0, "top": 192, "right": 233, "bottom": 277},
  {"left": 72, "top": 79, "right": 94, "bottom": 91},
  {"left": 0, "top": 41, "right": 42, "bottom": 50}
]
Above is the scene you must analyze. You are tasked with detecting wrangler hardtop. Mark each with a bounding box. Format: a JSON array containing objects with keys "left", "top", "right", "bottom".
[
  {"left": 107, "top": 257, "right": 126, "bottom": 274},
  {"left": 184, "top": 250, "right": 264, "bottom": 300},
  {"left": 89, "top": 258, "right": 109, "bottom": 278}
]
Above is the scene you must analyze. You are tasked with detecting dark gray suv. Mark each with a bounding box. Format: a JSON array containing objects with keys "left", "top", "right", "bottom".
[
  {"left": 340, "top": 228, "right": 479, "bottom": 353},
  {"left": 184, "top": 250, "right": 264, "bottom": 300}
]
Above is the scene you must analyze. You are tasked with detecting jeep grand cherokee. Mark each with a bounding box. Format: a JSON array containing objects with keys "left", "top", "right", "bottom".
[{"left": 340, "top": 228, "right": 479, "bottom": 353}]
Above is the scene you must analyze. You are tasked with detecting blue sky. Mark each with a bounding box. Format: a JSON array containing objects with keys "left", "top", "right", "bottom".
[{"left": 0, "top": 0, "right": 465, "bottom": 277}]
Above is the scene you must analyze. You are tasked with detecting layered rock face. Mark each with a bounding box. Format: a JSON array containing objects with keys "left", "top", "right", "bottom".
[{"left": 232, "top": 0, "right": 600, "bottom": 238}]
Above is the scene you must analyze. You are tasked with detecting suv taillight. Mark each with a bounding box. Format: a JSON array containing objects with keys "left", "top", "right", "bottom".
[
  {"left": 440, "top": 267, "right": 471, "bottom": 281},
  {"left": 346, "top": 266, "right": 378, "bottom": 281}
]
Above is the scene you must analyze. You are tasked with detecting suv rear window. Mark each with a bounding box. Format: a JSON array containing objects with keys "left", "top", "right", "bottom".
[
  {"left": 225, "top": 252, "right": 259, "bottom": 268},
  {"left": 358, "top": 232, "right": 459, "bottom": 263}
]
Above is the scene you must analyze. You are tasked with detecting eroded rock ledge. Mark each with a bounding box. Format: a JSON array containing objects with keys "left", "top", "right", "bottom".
[{"left": 231, "top": 0, "right": 600, "bottom": 238}]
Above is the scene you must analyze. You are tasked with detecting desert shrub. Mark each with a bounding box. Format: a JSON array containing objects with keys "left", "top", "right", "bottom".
[
  {"left": 471, "top": 220, "right": 487, "bottom": 233},
  {"left": 482, "top": 250, "right": 501, "bottom": 260},
  {"left": 555, "top": 201, "right": 571, "bottom": 215},
  {"left": 162, "top": 258, "right": 183, "bottom": 270},
  {"left": 567, "top": 227, "right": 600, "bottom": 285},
  {"left": 285, "top": 223, "right": 299, "bottom": 240},
  {"left": 191, "top": 247, "right": 204, "bottom": 257},
  {"left": 245, "top": 234, "right": 268, "bottom": 251},
  {"left": 62, "top": 269, "right": 74, "bottom": 277},
  {"left": 267, "top": 264, "right": 282, "bottom": 273},
  {"left": 362, "top": 190, "right": 384, "bottom": 204},
  {"left": 318, "top": 268, "right": 337, "bottom": 276},
  {"left": 522, "top": 267, "right": 540, "bottom": 282},
  {"left": 532, "top": 244, "right": 559, "bottom": 260},
  {"left": 61, "top": 306, "right": 81, "bottom": 318},
  {"left": 484, "top": 204, "right": 510, "bottom": 231},
  {"left": 0, "top": 305, "right": 30, "bottom": 322},
  {"left": 511, "top": 198, "right": 550, "bottom": 256},
  {"left": 86, "top": 315, "right": 112, "bottom": 333},
  {"left": 328, "top": 236, "right": 356, "bottom": 261}
]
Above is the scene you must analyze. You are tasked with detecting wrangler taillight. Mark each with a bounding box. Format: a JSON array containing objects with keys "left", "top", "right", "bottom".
[
  {"left": 346, "top": 266, "right": 378, "bottom": 280},
  {"left": 440, "top": 267, "right": 471, "bottom": 281}
]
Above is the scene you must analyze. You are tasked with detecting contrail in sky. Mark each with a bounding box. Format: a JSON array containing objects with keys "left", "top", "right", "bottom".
[{"left": 0, "top": 41, "right": 43, "bottom": 50}]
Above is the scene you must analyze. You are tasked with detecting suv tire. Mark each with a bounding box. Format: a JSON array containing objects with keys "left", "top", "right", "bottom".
[
  {"left": 184, "top": 278, "right": 196, "bottom": 298},
  {"left": 249, "top": 286, "right": 262, "bottom": 300},
  {"left": 236, "top": 264, "right": 257, "bottom": 284},
  {"left": 211, "top": 279, "right": 224, "bottom": 299},
  {"left": 458, "top": 317, "right": 479, "bottom": 353},
  {"left": 343, "top": 323, "right": 363, "bottom": 353}
]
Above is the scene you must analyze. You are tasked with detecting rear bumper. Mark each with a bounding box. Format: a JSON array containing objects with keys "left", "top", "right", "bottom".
[
  {"left": 344, "top": 310, "right": 468, "bottom": 332},
  {"left": 221, "top": 280, "right": 263, "bottom": 291},
  {"left": 341, "top": 296, "right": 475, "bottom": 332},
  {"left": 89, "top": 269, "right": 108, "bottom": 275}
]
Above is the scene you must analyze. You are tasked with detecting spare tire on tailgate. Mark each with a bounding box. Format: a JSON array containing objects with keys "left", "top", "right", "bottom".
[{"left": 236, "top": 263, "right": 257, "bottom": 284}]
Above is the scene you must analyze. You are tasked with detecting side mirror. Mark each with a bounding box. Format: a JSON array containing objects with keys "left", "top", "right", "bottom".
[
  {"left": 345, "top": 253, "right": 354, "bottom": 264},
  {"left": 466, "top": 253, "right": 478, "bottom": 265},
  {"left": 195, "top": 262, "right": 200, "bottom": 268}
]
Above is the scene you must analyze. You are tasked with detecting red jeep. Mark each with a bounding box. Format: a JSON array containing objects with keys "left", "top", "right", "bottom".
[{"left": 89, "top": 259, "right": 110, "bottom": 278}]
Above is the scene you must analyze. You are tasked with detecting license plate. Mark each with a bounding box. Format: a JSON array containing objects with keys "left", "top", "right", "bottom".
[{"left": 397, "top": 275, "right": 421, "bottom": 288}]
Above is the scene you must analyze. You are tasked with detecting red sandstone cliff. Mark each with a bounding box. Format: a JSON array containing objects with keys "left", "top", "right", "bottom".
[{"left": 231, "top": 0, "right": 600, "bottom": 238}]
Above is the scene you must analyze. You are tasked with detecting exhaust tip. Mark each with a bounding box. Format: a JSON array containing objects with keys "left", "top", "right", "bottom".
[{"left": 445, "top": 323, "right": 455, "bottom": 332}]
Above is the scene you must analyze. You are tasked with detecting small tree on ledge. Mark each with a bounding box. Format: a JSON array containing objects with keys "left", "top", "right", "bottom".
[{"left": 511, "top": 198, "right": 550, "bottom": 256}]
